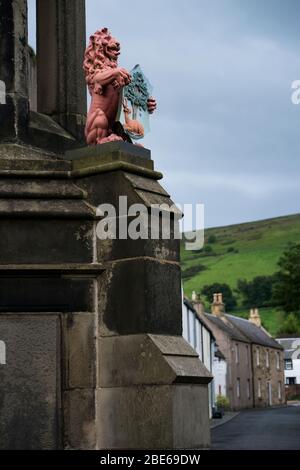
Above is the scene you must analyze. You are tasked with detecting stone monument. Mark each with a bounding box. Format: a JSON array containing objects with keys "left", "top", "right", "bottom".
[{"left": 0, "top": 0, "right": 212, "bottom": 449}]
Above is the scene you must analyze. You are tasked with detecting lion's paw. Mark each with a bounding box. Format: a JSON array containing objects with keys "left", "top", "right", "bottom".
[{"left": 98, "top": 134, "right": 124, "bottom": 144}]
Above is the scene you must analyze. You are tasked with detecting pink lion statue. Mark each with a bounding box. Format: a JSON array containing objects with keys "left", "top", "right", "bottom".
[{"left": 83, "top": 28, "right": 156, "bottom": 145}]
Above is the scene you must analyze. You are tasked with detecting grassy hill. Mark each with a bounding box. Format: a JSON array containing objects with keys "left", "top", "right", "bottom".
[{"left": 181, "top": 213, "right": 300, "bottom": 335}]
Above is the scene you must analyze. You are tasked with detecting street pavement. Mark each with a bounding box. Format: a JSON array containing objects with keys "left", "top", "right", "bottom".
[{"left": 211, "top": 404, "right": 300, "bottom": 450}]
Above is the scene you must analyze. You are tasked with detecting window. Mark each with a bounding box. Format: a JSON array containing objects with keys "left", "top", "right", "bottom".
[
  {"left": 0, "top": 340, "right": 6, "bottom": 365},
  {"left": 219, "top": 385, "right": 222, "bottom": 395},
  {"left": 276, "top": 352, "right": 280, "bottom": 370},
  {"left": 256, "top": 348, "right": 260, "bottom": 366},
  {"left": 266, "top": 350, "right": 269, "bottom": 368},
  {"left": 258, "top": 379, "right": 262, "bottom": 398},
  {"left": 286, "top": 377, "right": 296, "bottom": 385},
  {"left": 247, "top": 379, "right": 251, "bottom": 399},
  {"left": 235, "top": 343, "right": 239, "bottom": 364},
  {"left": 182, "top": 305, "right": 188, "bottom": 342},
  {"left": 236, "top": 378, "right": 241, "bottom": 398},
  {"left": 195, "top": 319, "right": 203, "bottom": 360},
  {"left": 284, "top": 359, "right": 293, "bottom": 370},
  {"left": 278, "top": 381, "right": 282, "bottom": 400}
]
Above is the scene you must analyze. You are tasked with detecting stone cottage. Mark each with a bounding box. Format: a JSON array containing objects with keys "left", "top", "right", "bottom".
[{"left": 191, "top": 293, "right": 284, "bottom": 410}]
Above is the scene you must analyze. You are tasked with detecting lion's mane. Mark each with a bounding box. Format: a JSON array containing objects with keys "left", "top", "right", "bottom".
[{"left": 83, "top": 28, "right": 118, "bottom": 95}]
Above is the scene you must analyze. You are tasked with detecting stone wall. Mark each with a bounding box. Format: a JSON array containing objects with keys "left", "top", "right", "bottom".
[
  {"left": 251, "top": 345, "right": 285, "bottom": 407},
  {"left": 204, "top": 320, "right": 253, "bottom": 410}
]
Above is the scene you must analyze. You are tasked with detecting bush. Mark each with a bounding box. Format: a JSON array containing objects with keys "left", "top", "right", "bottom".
[
  {"left": 278, "top": 313, "right": 300, "bottom": 335},
  {"left": 227, "top": 246, "right": 239, "bottom": 253},
  {"left": 273, "top": 243, "right": 300, "bottom": 315},
  {"left": 237, "top": 275, "right": 276, "bottom": 308},
  {"left": 207, "top": 234, "right": 217, "bottom": 244},
  {"left": 216, "top": 395, "right": 230, "bottom": 411},
  {"left": 201, "top": 282, "right": 237, "bottom": 311},
  {"left": 182, "top": 264, "right": 207, "bottom": 280}
]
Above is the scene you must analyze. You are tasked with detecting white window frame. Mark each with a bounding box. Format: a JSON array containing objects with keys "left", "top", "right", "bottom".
[
  {"left": 236, "top": 378, "right": 241, "bottom": 398},
  {"left": 276, "top": 352, "right": 280, "bottom": 370},
  {"left": 258, "top": 379, "right": 261, "bottom": 398},
  {"left": 266, "top": 350, "right": 269, "bottom": 368},
  {"left": 256, "top": 347, "right": 260, "bottom": 366},
  {"left": 278, "top": 381, "right": 282, "bottom": 400},
  {"left": 235, "top": 343, "right": 239, "bottom": 364},
  {"left": 247, "top": 379, "right": 251, "bottom": 399}
]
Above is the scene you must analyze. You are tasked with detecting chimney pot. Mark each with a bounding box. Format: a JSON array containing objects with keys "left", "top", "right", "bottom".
[
  {"left": 249, "top": 307, "right": 261, "bottom": 328},
  {"left": 211, "top": 292, "right": 225, "bottom": 317}
]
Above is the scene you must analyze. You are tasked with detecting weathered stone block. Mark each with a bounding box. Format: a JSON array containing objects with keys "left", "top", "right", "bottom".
[
  {"left": 0, "top": 314, "right": 61, "bottom": 450},
  {"left": 63, "top": 389, "right": 96, "bottom": 450},
  {"left": 97, "top": 384, "right": 210, "bottom": 449},
  {"left": 0, "top": 219, "right": 94, "bottom": 264},
  {"left": 98, "top": 334, "right": 211, "bottom": 387},
  {"left": 99, "top": 258, "right": 182, "bottom": 336},
  {"left": 63, "top": 313, "right": 96, "bottom": 389},
  {"left": 96, "top": 211, "right": 180, "bottom": 262},
  {"left": 0, "top": 276, "right": 95, "bottom": 312},
  {"left": 173, "top": 385, "right": 210, "bottom": 449}
]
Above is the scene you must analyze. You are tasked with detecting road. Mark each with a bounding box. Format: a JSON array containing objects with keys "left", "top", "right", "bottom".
[{"left": 211, "top": 405, "right": 300, "bottom": 450}]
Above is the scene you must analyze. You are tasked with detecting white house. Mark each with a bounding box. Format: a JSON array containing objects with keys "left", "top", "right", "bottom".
[
  {"left": 182, "top": 295, "right": 216, "bottom": 416},
  {"left": 212, "top": 348, "right": 227, "bottom": 398},
  {"left": 276, "top": 337, "right": 300, "bottom": 385}
]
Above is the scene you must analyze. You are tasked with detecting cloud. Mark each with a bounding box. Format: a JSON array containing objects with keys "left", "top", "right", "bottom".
[{"left": 27, "top": 0, "right": 300, "bottom": 227}]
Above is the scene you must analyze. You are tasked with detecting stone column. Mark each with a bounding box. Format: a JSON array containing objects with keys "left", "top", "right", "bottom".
[
  {"left": 36, "top": 0, "right": 87, "bottom": 141},
  {"left": 65, "top": 142, "right": 213, "bottom": 449},
  {"left": 0, "top": 0, "right": 29, "bottom": 141}
]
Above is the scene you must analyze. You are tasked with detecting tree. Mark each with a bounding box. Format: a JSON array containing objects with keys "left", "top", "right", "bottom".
[
  {"left": 201, "top": 283, "right": 237, "bottom": 311},
  {"left": 207, "top": 234, "right": 217, "bottom": 244},
  {"left": 237, "top": 275, "right": 276, "bottom": 308},
  {"left": 278, "top": 313, "right": 300, "bottom": 335},
  {"left": 273, "top": 243, "right": 300, "bottom": 315}
]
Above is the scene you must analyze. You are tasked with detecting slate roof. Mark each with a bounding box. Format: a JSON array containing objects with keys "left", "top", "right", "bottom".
[
  {"left": 183, "top": 298, "right": 215, "bottom": 340},
  {"left": 284, "top": 349, "right": 294, "bottom": 359},
  {"left": 276, "top": 338, "right": 300, "bottom": 359},
  {"left": 215, "top": 348, "right": 226, "bottom": 360},
  {"left": 225, "top": 314, "right": 282, "bottom": 350},
  {"left": 205, "top": 313, "right": 250, "bottom": 343}
]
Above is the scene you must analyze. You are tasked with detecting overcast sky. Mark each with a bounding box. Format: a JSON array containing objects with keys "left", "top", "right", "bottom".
[{"left": 28, "top": 0, "right": 300, "bottom": 228}]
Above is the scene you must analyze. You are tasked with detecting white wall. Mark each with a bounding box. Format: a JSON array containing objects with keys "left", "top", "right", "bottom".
[
  {"left": 213, "top": 357, "right": 227, "bottom": 397},
  {"left": 182, "top": 298, "right": 215, "bottom": 416},
  {"left": 285, "top": 359, "right": 300, "bottom": 384},
  {"left": 277, "top": 338, "right": 300, "bottom": 385}
]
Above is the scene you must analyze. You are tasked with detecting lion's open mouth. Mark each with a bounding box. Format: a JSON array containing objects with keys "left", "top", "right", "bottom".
[{"left": 106, "top": 43, "right": 120, "bottom": 60}]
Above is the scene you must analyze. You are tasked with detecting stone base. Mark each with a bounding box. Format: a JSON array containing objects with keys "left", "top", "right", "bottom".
[
  {"left": 98, "top": 384, "right": 210, "bottom": 450},
  {"left": 0, "top": 142, "right": 212, "bottom": 450}
]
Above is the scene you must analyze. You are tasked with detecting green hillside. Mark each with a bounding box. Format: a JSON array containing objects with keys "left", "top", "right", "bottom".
[{"left": 181, "top": 213, "right": 300, "bottom": 335}]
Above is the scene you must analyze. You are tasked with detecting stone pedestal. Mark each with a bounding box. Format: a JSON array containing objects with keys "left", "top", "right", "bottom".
[{"left": 0, "top": 141, "right": 212, "bottom": 449}]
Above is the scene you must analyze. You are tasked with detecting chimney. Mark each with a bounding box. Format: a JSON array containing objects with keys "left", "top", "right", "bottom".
[
  {"left": 191, "top": 291, "right": 204, "bottom": 315},
  {"left": 249, "top": 308, "right": 261, "bottom": 328},
  {"left": 211, "top": 292, "right": 225, "bottom": 317}
]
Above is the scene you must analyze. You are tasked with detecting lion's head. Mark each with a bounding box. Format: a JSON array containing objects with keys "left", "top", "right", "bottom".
[{"left": 83, "top": 28, "right": 120, "bottom": 95}]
